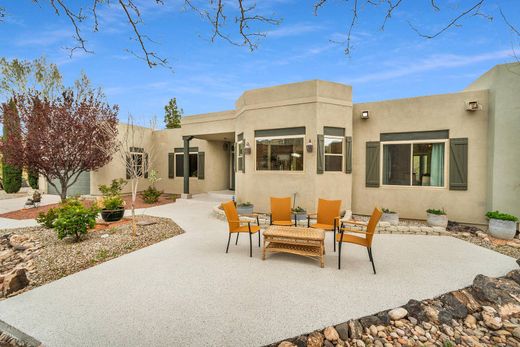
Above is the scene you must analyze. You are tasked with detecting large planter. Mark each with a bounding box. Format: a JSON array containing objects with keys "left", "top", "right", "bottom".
[
  {"left": 101, "top": 208, "right": 125, "bottom": 222},
  {"left": 381, "top": 212, "right": 399, "bottom": 226},
  {"left": 488, "top": 218, "right": 517, "bottom": 240},
  {"left": 237, "top": 205, "right": 254, "bottom": 215},
  {"left": 293, "top": 212, "right": 307, "bottom": 221},
  {"left": 427, "top": 213, "right": 448, "bottom": 228}
]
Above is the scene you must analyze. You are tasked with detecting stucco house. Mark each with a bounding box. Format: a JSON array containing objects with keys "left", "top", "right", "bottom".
[{"left": 44, "top": 63, "right": 520, "bottom": 225}]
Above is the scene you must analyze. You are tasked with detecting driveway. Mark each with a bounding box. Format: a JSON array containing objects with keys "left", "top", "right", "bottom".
[{"left": 0, "top": 194, "right": 516, "bottom": 346}]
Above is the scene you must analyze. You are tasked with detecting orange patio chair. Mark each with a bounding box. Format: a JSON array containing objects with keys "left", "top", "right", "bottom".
[
  {"left": 270, "top": 197, "right": 296, "bottom": 226},
  {"left": 307, "top": 198, "right": 342, "bottom": 252},
  {"left": 337, "top": 207, "right": 383, "bottom": 274},
  {"left": 221, "top": 200, "right": 261, "bottom": 257}
]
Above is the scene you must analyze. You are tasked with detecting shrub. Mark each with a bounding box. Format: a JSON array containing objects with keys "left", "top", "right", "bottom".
[
  {"left": 485, "top": 210, "right": 518, "bottom": 222},
  {"left": 99, "top": 178, "right": 127, "bottom": 197},
  {"left": 426, "top": 208, "right": 446, "bottom": 215},
  {"left": 382, "top": 208, "right": 396, "bottom": 214},
  {"left": 53, "top": 199, "right": 100, "bottom": 241},
  {"left": 28, "top": 170, "right": 39, "bottom": 189},
  {"left": 2, "top": 164, "right": 22, "bottom": 193},
  {"left": 292, "top": 206, "right": 306, "bottom": 213},
  {"left": 237, "top": 202, "right": 253, "bottom": 207},
  {"left": 142, "top": 186, "right": 162, "bottom": 204},
  {"left": 37, "top": 207, "right": 59, "bottom": 228},
  {"left": 102, "top": 196, "right": 125, "bottom": 210}
]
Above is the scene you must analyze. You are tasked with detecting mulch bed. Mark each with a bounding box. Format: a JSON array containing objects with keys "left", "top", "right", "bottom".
[
  {"left": 1, "top": 215, "right": 184, "bottom": 300},
  {"left": 0, "top": 194, "right": 178, "bottom": 220}
]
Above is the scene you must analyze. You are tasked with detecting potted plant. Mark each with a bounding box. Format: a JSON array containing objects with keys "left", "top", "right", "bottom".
[
  {"left": 426, "top": 208, "right": 448, "bottom": 228},
  {"left": 381, "top": 208, "right": 399, "bottom": 225},
  {"left": 98, "top": 179, "right": 127, "bottom": 222},
  {"left": 236, "top": 202, "right": 254, "bottom": 215},
  {"left": 292, "top": 206, "right": 307, "bottom": 222},
  {"left": 485, "top": 211, "right": 518, "bottom": 240}
]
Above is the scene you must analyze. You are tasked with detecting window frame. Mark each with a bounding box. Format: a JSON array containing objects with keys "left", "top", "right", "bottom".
[
  {"left": 324, "top": 135, "right": 344, "bottom": 172},
  {"left": 254, "top": 134, "right": 305, "bottom": 173},
  {"left": 379, "top": 139, "right": 448, "bottom": 189},
  {"left": 237, "top": 139, "right": 244, "bottom": 172},
  {"left": 174, "top": 152, "right": 199, "bottom": 178},
  {"left": 130, "top": 151, "right": 145, "bottom": 177}
]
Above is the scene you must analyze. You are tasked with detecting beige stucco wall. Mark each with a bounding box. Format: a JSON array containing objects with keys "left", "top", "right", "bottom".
[
  {"left": 352, "top": 90, "right": 490, "bottom": 224},
  {"left": 235, "top": 80, "right": 353, "bottom": 213},
  {"left": 465, "top": 63, "right": 520, "bottom": 219}
]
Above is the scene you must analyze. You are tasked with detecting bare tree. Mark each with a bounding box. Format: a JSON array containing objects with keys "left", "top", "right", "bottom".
[
  {"left": 1, "top": 1, "right": 518, "bottom": 68},
  {"left": 100, "top": 116, "right": 157, "bottom": 236}
]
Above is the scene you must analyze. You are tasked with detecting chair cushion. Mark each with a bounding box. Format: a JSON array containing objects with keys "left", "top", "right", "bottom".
[
  {"left": 310, "top": 223, "right": 335, "bottom": 231},
  {"left": 272, "top": 220, "right": 294, "bottom": 226},
  {"left": 232, "top": 225, "right": 261, "bottom": 233},
  {"left": 336, "top": 233, "right": 369, "bottom": 246}
]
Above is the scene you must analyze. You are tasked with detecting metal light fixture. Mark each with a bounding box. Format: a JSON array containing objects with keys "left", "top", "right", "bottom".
[
  {"left": 361, "top": 111, "right": 369, "bottom": 119},
  {"left": 306, "top": 139, "right": 313, "bottom": 153},
  {"left": 244, "top": 142, "right": 251, "bottom": 155}
]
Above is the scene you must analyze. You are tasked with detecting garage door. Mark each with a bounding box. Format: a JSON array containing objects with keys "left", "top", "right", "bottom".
[{"left": 47, "top": 171, "right": 91, "bottom": 197}]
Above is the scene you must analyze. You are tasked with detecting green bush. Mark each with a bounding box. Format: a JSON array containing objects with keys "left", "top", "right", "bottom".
[
  {"left": 426, "top": 208, "right": 446, "bottom": 215},
  {"left": 382, "top": 208, "right": 396, "bottom": 214},
  {"left": 99, "top": 178, "right": 127, "bottom": 197},
  {"left": 291, "top": 206, "right": 306, "bottom": 213},
  {"left": 486, "top": 210, "right": 518, "bottom": 222},
  {"left": 2, "top": 163, "right": 22, "bottom": 193},
  {"left": 237, "top": 201, "right": 253, "bottom": 207},
  {"left": 53, "top": 199, "right": 100, "bottom": 241},
  {"left": 37, "top": 207, "right": 59, "bottom": 228},
  {"left": 142, "top": 186, "right": 162, "bottom": 204},
  {"left": 103, "top": 195, "right": 124, "bottom": 210},
  {"left": 28, "top": 170, "right": 39, "bottom": 189}
]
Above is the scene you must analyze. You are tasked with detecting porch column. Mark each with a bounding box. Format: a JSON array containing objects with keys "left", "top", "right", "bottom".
[{"left": 182, "top": 136, "right": 194, "bottom": 198}]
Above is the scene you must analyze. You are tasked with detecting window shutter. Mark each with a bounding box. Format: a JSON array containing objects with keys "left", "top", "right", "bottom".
[
  {"left": 126, "top": 154, "right": 131, "bottom": 179},
  {"left": 168, "top": 153, "right": 174, "bottom": 179},
  {"left": 345, "top": 136, "right": 352, "bottom": 174},
  {"left": 449, "top": 138, "right": 468, "bottom": 190},
  {"left": 143, "top": 153, "right": 149, "bottom": 178},
  {"left": 234, "top": 143, "right": 238, "bottom": 173},
  {"left": 240, "top": 142, "right": 245, "bottom": 173},
  {"left": 317, "top": 134, "right": 324, "bottom": 174},
  {"left": 197, "top": 152, "right": 205, "bottom": 180},
  {"left": 365, "top": 141, "right": 380, "bottom": 187}
]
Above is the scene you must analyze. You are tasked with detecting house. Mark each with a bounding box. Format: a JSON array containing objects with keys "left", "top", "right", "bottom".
[{"left": 44, "top": 63, "right": 520, "bottom": 225}]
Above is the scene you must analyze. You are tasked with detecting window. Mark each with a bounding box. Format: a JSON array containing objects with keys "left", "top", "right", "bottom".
[
  {"left": 175, "top": 153, "right": 198, "bottom": 177},
  {"left": 128, "top": 147, "right": 147, "bottom": 178},
  {"left": 256, "top": 136, "right": 304, "bottom": 171},
  {"left": 382, "top": 142, "right": 445, "bottom": 187},
  {"left": 237, "top": 140, "right": 244, "bottom": 171},
  {"left": 324, "top": 136, "right": 343, "bottom": 171}
]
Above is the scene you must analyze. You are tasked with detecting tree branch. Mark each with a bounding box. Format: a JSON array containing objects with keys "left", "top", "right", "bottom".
[{"left": 500, "top": 7, "right": 520, "bottom": 36}]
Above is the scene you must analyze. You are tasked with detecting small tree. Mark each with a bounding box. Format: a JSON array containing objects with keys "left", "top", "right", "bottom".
[
  {"left": 1, "top": 100, "right": 22, "bottom": 193},
  {"left": 3, "top": 86, "right": 119, "bottom": 201},
  {"left": 164, "top": 98, "right": 182, "bottom": 129}
]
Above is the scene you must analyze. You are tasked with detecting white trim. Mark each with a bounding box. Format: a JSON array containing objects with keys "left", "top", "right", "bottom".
[
  {"left": 324, "top": 135, "right": 344, "bottom": 172},
  {"left": 254, "top": 135, "right": 305, "bottom": 172},
  {"left": 379, "top": 139, "right": 448, "bottom": 189}
]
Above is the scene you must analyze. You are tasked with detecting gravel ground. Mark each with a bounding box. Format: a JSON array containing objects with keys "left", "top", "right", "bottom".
[{"left": 2, "top": 215, "right": 184, "bottom": 297}]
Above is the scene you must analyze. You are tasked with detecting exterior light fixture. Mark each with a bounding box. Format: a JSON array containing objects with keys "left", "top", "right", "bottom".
[
  {"left": 306, "top": 139, "right": 313, "bottom": 153},
  {"left": 465, "top": 100, "right": 482, "bottom": 111},
  {"left": 244, "top": 142, "right": 251, "bottom": 155},
  {"left": 361, "top": 111, "right": 369, "bottom": 119}
]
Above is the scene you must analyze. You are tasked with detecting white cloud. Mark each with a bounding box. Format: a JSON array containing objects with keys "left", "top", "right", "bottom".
[
  {"left": 15, "top": 29, "right": 72, "bottom": 46},
  {"left": 266, "top": 23, "right": 323, "bottom": 38}
]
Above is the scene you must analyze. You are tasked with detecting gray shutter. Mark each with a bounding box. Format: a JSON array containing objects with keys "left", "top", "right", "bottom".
[
  {"left": 449, "top": 138, "right": 468, "bottom": 190},
  {"left": 365, "top": 141, "right": 380, "bottom": 187},
  {"left": 240, "top": 142, "right": 245, "bottom": 173},
  {"left": 168, "top": 153, "right": 174, "bottom": 179},
  {"left": 317, "top": 134, "right": 324, "bottom": 174},
  {"left": 126, "top": 155, "right": 131, "bottom": 179},
  {"left": 234, "top": 143, "right": 238, "bottom": 173},
  {"left": 143, "top": 153, "right": 149, "bottom": 178},
  {"left": 345, "top": 136, "right": 352, "bottom": 174},
  {"left": 197, "top": 152, "right": 205, "bottom": 180}
]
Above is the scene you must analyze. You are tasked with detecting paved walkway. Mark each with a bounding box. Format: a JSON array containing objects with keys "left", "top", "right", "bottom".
[
  {"left": 0, "top": 194, "right": 61, "bottom": 230},
  {"left": 0, "top": 195, "right": 516, "bottom": 347}
]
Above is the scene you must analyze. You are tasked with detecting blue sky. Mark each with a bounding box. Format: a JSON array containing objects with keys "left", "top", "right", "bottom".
[{"left": 0, "top": 0, "right": 518, "bottom": 127}]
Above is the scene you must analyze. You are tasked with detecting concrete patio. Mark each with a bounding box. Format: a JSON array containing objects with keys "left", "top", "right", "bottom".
[{"left": 0, "top": 194, "right": 516, "bottom": 347}]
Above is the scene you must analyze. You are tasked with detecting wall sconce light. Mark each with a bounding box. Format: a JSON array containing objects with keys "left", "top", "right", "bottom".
[
  {"left": 306, "top": 139, "right": 313, "bottom": 153},
  {"left": 244, "top": 142, "right": 251, "bottom": 155},
  {"left": 465, "top": 100, "right": 482, "bottom": 111},
  {"left": 361, "top": 111, "right": 369, "bottom": 119}
]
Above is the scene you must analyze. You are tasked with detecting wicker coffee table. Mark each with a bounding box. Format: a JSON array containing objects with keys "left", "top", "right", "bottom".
[{"left": 262, "top": 225, "right": 325, "bottom": 268}]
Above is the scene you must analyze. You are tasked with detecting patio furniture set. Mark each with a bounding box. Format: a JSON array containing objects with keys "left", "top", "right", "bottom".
[{"left": 221, "top": 198, "right": 383, "bottom": 273}]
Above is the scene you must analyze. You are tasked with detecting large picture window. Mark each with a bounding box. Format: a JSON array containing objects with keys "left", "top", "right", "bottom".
[
  {"left": 175, "top": 153, "right": 198, "bottom": 177},
  {"left": 324, "top": 136, "right": 343, "bottom": 171},
  {"left": 382, "top": 141, "right": 445, "bottom": 187},
  {"left": 256, "top": 136, "right": 304, "bottom": 171}
]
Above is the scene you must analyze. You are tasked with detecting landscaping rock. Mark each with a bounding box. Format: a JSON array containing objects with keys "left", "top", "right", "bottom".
[
  {"left": 292, "top": 335, "right": 307, "bottom": 347},
  {"left": 323, "top": 326, "right": 339, "bottom": 341},
  {"left": 358, "top": 315, "right": 381, "bottom": 328},
  {"left": 506, "top": 269, "right": 520, "bottom": 285},
  {"left": 388, "top": 308, "right": 408, "bottom": 321},
  {"left": 335, "top": 322, "right": 349, "bottom": 340},
  {"left": 306, "top": 332, "right": 324, "bottom": 347},
  {"left": 472, "top": 274, "right": 520, "bottom": 317},
  {"left": 405, "top": 299, "right": 428, "bottom": 322},
  {"left": 439, "top": 292, "right": 468, "bottom": 319},
  {"left": 2, "top": 268, "right": 29, "bottom": 295},
  {"left": 278, "top": 341, "right": 296, "bottom": 347},
  {"left": 347, "top": 320, "right": 363, "bottom": 339}
]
